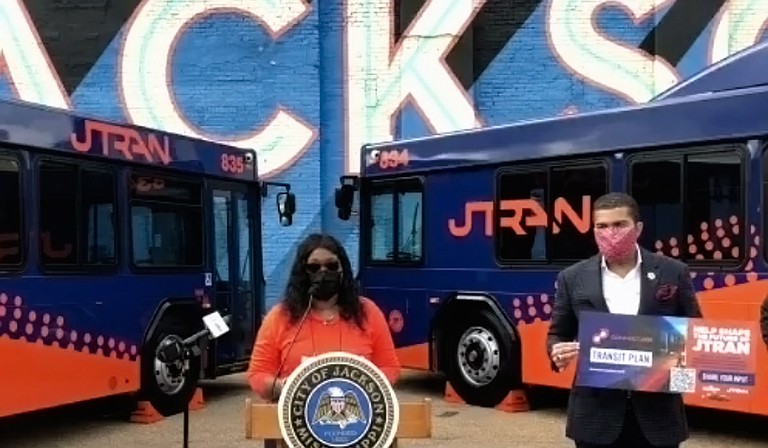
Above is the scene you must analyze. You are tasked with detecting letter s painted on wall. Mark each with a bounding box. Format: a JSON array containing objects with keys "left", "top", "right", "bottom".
[
  {"left": 710, "top": 0, "right": 768, "bottom": 64},
  {"left": 546, "top": 0, "right": 680, "bottom": 104}
]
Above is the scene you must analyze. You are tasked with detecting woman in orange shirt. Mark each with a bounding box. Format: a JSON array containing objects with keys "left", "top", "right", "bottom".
[{"left": 247, "top": 233, "right": 401, "bottom": 401}]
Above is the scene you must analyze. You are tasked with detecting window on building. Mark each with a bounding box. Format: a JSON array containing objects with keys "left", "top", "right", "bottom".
[
  {"left": 630, "top": 149, "right": 744, "bottom": 263},
  {"left": 495, "top": 162, "right": 607, "bottom": 262},
  {"left": 39, "top": 161, "right": 117, "bottom": 268},
  {"left": 129, "top": 172, "right": 203, "bottom": 268},
  {"left": 0, "top": 156, "right": 22, "bottom": 267},
  {"left": 366, "top": 180, "right": 423, "bottom": 263}
]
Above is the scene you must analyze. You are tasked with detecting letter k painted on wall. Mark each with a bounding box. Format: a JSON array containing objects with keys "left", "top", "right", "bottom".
[{"left": 345, "top": 0, "right": 485, "bottom": 174}]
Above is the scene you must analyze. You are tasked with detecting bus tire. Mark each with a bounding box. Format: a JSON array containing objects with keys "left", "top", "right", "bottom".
[
  {"left": 139, "top": 317, "right": 201, "bottom": 417},
  {"left": 444, "top": 308, "right": 517, "bottom": 408}
]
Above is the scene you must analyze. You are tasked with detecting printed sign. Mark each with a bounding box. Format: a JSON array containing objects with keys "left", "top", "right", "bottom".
[
  {"left": 278, "top": 351, "right": 399, "bottom": 448},
  {"left": 575, "top": 311, "right": 759, "bottom": 402}
]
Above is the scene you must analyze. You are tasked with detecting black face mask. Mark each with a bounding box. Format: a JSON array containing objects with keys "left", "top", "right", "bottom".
[{"left": 308, "top": 270, "right": 341, "bottom": 301}]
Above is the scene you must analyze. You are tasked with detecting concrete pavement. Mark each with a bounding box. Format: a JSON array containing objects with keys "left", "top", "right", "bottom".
[{"left": 1, "top": 371, "right": 767, "bottom": 448}]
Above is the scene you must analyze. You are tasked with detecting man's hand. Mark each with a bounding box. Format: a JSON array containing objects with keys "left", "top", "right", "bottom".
[{"left": 551, "top": 341, "right": 580, "bottom": 371}]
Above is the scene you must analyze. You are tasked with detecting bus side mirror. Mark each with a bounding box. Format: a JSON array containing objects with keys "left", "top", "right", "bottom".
[
  {"left": 276, "top": 192, "right": 295, "bottom": 227},
  {"left": 335, "top": 184, "right": 355, "bottom": 221}
]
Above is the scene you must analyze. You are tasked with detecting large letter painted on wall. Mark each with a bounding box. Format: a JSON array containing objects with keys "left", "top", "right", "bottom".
[
  {"left": 0, "top": 0, "right": 69, "bottom": 108},
  {"left": 546, "top": 0, "right": 680, "bottom": 104},
  {"left": 710, "top": 0, "right": 768, "bottom": 64},
  {"left": 344, "top": 0, "right": 483, "bottom": 175},
  {"left": 121, "top": 0, "right": 316, "bottom": 178}
]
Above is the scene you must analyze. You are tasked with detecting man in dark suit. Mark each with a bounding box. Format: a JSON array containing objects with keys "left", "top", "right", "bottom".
[{"left": 547, "top": 192, "right": 702, "bottom": 448}]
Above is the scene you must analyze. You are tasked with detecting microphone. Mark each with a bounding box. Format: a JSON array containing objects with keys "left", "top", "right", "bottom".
[
  {"left": 268, "top": 297, "right": 313, "bottom": 402},
  {"left": 307, "top": 283, "right": 319, "bottom": 299},
  {"left": 157, "top": 315, "right": 232, "bottom": 364}
]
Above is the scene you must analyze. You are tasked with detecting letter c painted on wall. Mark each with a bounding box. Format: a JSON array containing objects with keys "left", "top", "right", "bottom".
[{"left": 120, "top": 0, "right": 317, "bottom": 178}]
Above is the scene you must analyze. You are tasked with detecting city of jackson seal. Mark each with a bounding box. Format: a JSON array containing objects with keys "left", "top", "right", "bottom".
[{"left": 277, "top": 351, "right": 399, "bottom": 448}]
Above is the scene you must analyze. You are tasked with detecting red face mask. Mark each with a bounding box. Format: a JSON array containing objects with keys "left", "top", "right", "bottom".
[{"left": 594, "top": 226, "right": 639, "bottom": 262}]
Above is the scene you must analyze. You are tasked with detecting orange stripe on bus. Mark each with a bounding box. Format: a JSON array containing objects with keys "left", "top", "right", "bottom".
[
  {"left": 396, "top": 343, "right": 430, "bottom": 370},
  {"left": 0, "top": 335, "right": 140, "bottom": 417}
]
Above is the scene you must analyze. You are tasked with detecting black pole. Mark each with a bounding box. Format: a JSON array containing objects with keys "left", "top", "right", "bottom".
[
  {"left": 155, "top": 315, "right": 232, "bottom": 448},
  {"left": 183, "top": 402, "right": 189, "bottom": 448},
  {"left": 181, "top": 346, "right": 191, "bottom": 448},
  {"left": 158, "top": 341, "right": 199, "bottom": 448}
]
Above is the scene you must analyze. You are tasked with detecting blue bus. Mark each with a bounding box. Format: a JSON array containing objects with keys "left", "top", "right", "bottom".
[
  {"left": 0, "top": 98, "right": 295, "bottom": 418},
  {"left": 334, "top": 41, "right": 768, "bottom": 416}
]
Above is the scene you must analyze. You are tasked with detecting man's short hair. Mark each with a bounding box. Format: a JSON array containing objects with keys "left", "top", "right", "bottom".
[{"left": 593, "top": 192, "right": 641, "bottom": 222}]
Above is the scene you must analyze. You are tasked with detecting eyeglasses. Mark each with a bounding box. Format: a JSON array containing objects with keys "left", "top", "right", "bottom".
[{"left": 306, "top": 260, "right": 340, "bottom": 273}]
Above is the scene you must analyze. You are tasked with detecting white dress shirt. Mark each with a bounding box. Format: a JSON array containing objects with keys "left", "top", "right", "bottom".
[{"left": 601, "top": 245, "right": 642, "bottom": 315}]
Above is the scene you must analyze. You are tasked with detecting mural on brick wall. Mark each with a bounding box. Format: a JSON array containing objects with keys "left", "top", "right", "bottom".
[{"left": 1, "top": 0, "right": 767, "bottom": 306}]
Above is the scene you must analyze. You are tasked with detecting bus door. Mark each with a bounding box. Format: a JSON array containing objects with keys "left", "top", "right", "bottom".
[{"left": 210, "top": 183, "right": 258, "bottom": 368}]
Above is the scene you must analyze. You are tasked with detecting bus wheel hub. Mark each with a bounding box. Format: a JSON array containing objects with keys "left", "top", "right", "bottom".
[
  {"left": 154, "top": 336, "right": 188, "bottom": 395},
  {"left": 457, "top": 326, "right": 500, "bottom": 387}
]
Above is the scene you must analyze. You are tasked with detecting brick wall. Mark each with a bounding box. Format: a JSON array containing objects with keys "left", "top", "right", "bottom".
[{"left": 1, "top": 0, "right": 767, "bottom": 306}]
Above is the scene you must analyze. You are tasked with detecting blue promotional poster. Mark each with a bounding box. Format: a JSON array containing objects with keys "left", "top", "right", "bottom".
[{"left": 575, "top": 311, "right": 759, "bottom": 403}]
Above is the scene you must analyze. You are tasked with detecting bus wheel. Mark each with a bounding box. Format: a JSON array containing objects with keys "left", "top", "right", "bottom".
[
  {"left": 444, "top": 309, "right": 517, "bottom": 408},
  {"left": 140, "top": 317, "right": 201, "bottom": 417}
]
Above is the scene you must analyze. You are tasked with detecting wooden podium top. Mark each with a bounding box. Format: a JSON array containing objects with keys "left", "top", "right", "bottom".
[{"left": 245, "top": 397, "right": 432, "bottom": 442}]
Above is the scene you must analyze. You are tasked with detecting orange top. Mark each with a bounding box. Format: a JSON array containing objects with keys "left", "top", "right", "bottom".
[{"left": 246, "top": 297, "right": 401, "bottom": 398}]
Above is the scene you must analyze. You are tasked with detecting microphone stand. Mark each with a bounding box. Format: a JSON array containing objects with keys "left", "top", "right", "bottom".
[
  {"left": 158, "top": 325, "right": 225, "bottom": 448},
  {"left": 181, "top": 344, "right": 198, "bottom": 448}
]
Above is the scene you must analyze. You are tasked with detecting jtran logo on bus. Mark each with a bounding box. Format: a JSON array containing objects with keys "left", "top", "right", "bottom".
[
  {"left": 448, "top": 196, "right": 591, "bottom": 237},
  {"left": 70, "top": 119, "right": 172, "bottom": 165}
]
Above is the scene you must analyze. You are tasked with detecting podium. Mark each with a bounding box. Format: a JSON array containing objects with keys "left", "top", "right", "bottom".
[{"left": 244, "top": 397, "right": 432, "bottom": 447}]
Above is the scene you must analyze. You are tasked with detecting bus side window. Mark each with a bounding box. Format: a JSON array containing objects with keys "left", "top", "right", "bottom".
[
  {"left": 369, "top": 191, "right": 394, "bottom": 261},
  {"left": 129, "top": 173, "right": 203, "bottom": 268},
  {"left": 397, "top": 190, "right": 422, "bottom": 261},
  {"left": 686, "top": 153, "right": 743, "bottom": 261},
  {"left": 549, "top": 164, "right": 607, "bottom": 260},
  {"left": 496, "top": 163, "right": 606, "bottom": 262},
  {"left": 39, "top": 161, "right": 117, "bottom": 268},
  {"left": 630, "top": 159, "right": 684, "bottom": 257},
  {"left": 0, "top": 157, "right": 22, "bottom": 267},
  {"left": 630, "top": 150, "right": 743, "bottom": 262},
  {"left": 366, "top": 182, "right": 423, "bottom": 263},
  {"left": 83, "top": 169, "right": 117, "bottom": 264},
  {"left": 496, "top": 169, "right": 548, "bottom": 261},
  {"left": 40, "top": 162, "right": 78, "bottom": 265}
]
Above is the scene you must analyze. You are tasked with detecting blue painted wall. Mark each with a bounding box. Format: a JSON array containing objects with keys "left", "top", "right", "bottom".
[{"left": 1, "top": 0, "right": 767, "bottom": 307}]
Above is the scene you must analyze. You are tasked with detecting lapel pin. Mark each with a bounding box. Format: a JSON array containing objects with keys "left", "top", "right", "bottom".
[{"left": 647, "top": 272, "right": 656, "bottom": 280}]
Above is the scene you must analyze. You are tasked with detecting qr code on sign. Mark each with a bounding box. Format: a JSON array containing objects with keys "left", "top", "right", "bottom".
[{"left": 669, "top": 367, "right": 697, "bottom": 393}]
